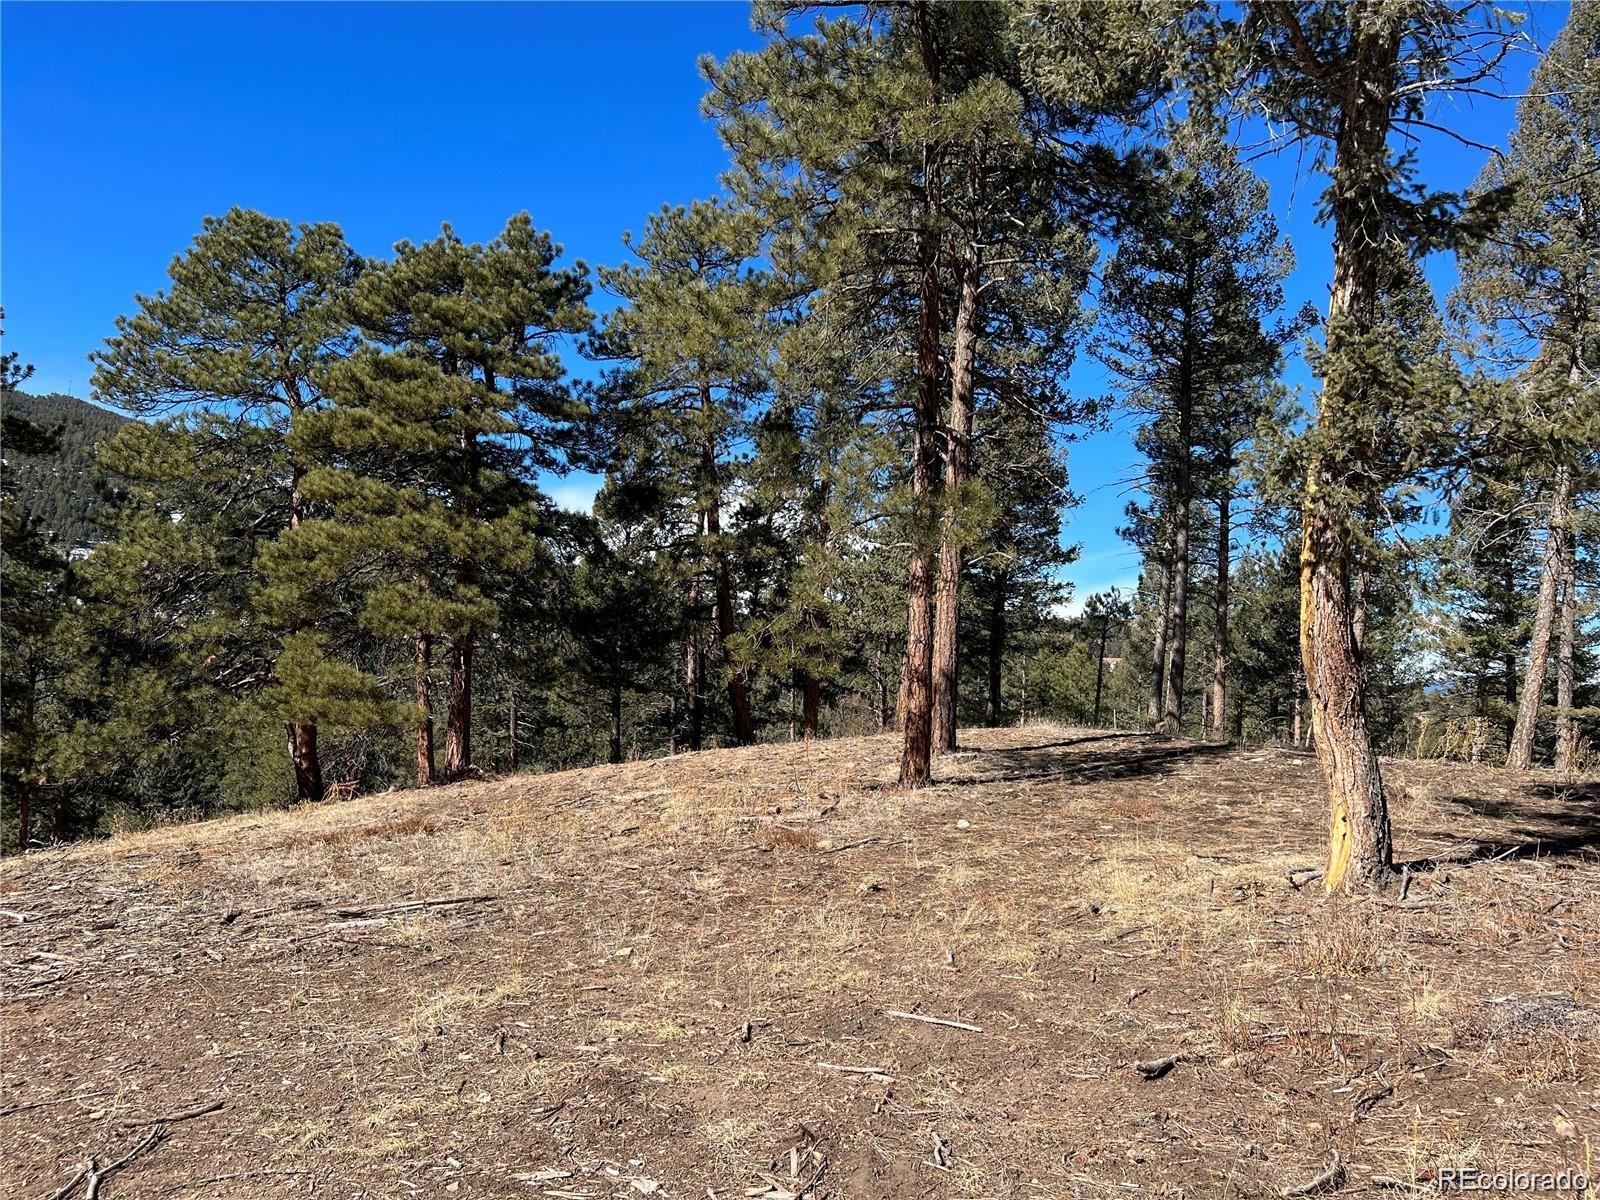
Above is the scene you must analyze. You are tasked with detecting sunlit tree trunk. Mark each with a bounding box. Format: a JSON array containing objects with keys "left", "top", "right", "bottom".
[
  {"left": 899, "top": 0, "right": 942, "bottom": 789},
  {"left": 1148, "top": 557, "right": 1171, "bottom": 729},
  {"left": 933, "top": 236, "right": 981, "bottom": 755},
  {"left": 1508, "top": 470, "right": 1571, "bottom": 770},
  {"left": 415, "top": 633, "right": 435, "bottom": 786},
  {"left": 444, "top": 637, "right": 472, "bottom": 778},
  {"left": 1555, "top": 532, "right": 1578, "bottom": 774},
  {"left": 1210, "top": 488, "right": 1230, "bottom": 740}
]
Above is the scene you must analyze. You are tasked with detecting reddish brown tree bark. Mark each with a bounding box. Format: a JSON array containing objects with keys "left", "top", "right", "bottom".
[
  {"left": 415, "top": 633, "right": 435, "bottom": 786},
  {"left": 932, "top": 238, "right": 981, "bottom": 755},
  {"left": 1508, "top": 470, "right": 1571, "bottom": 770}
]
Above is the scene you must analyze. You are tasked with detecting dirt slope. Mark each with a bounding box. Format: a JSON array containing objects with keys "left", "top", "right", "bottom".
[{"left": 3, "top": 726, "right": 1597, "bottom": 1199}]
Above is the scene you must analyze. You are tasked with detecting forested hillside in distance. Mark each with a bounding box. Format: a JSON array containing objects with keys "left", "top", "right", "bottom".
[{"left": 1, "top": 391, "right": 125, "bottom": 546}]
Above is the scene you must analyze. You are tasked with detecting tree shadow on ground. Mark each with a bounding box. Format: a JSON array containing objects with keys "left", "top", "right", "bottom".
[
  {"left": 1402, "top": 780, "right": 1600, "bottom": 870},
  {"left": 947, "top": 737, "right": 1234, "bottom": 788}
]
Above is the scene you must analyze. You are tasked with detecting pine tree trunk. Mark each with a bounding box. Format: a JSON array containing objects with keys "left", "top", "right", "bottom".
[
  {"left": 508, "top": 689, "right": 518, "bottom": 772},
  {"left": 286, "top": 447, "right": 323, "bottom": 803},
  {"left": 700, "top": 411, "right": 755, "bottom": 746},
  {"left": 685, "top": 559, "right": 704, "bottom": 753},
  {"left": 900, "top": 1, "right": 942, "bottom": 789},
  {"left": 933, "top": 238, "right": 981, "bottom": 755},
  {"left": 1508, "top": 469, "right": 1571, "bottom": 770},
  {"left": 1163, "top": 515, "right": 1190, "bottom": 735},
  {"left": 415, "top": 633, "right": 435, "bottom": 786},
  {"left": 1298, "top": 12, "right": 1401, "bottom": 892},
  {"left": 802, "top": 674, "right": 822, "bottom": 740},
  {"left": 1555, "top": 534, "right": 1578, "bottom": 774},
  {"left": 874, "top": 641, "right": 889, "bottom": 734},
  {"left": 445, "top": 637, "right": 472, "bottom": 778},
  {"left": 1093, "top": 610, "right": 1110, "bottom": 727},
  {"left": 985, "top": 584, "right": 1006, "bottom": 727},
  {"left": 1211, "top": 487, "right": 1230, "bottom": 740},
  {"left": 1149, "top": 558, "right": 1171, "bottom": 729},
  {"left": 16, "top": 785, "right": 29, "bottom": 854},
  {"left": 608, "top": 681, "right": 624, "bottom": 765},
  {"left": 287, "top": 721, "right": 322, "bottom": 802}
]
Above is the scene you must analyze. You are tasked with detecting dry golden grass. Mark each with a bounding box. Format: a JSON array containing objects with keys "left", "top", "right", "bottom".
[{"left": 1, "top": 724, "right": 1596, "bottom": 1199}]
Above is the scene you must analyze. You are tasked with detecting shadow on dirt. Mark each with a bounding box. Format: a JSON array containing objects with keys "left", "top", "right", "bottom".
[
  {"left": 1403, "top": 780, "right": 1600, "bottom": 869},
  {"left": 950, "top": 737, "right": 1233, "bottom": 788}
]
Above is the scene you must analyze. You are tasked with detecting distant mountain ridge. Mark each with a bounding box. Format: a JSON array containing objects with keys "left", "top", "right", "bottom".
[{"left": 2, "top": 391, "right": 128, "bottom": 547}]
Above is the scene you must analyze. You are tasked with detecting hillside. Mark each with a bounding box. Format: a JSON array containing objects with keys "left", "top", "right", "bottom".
[
  {"left": 2, "top": 726, "right": 1596, "bottom": 1198},
  {"left": 2, "top": 390, "right": 127, "bottom": 546}
]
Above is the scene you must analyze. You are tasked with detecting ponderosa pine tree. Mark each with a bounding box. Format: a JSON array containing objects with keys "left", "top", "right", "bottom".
[
  {"left": 965, "top": 386, "right": 1078, "bottom": 729},
  {"left": 1225, "top": 1, "right": 1524, "bottom": 891},
  {"left": 89, "top": 209, "right": 362, "bottom": 801},
  {"left": 1452, "top": 3, "right": 1599, "bottom": 771},
  {"left": 1098, "top": 120, "right": 1304, "bottom": 737},
  {"left": 595, "top": 199, "right": 770, "bottom": 748},
  {"left": 707, "top": 4, "right": 944, "bottom": 776},
  {"left": 334, "top": 214, "right": 593, "bottom": 779},
  {"left": 1, "top": 323, "right": 66, "bottom": 850}
]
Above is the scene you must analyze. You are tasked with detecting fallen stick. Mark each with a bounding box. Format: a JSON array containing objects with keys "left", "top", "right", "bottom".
[
  {"left": 160, "top": 1169, "right": 308, "bottom": 1194},
  {"left": 817, "top": 1062, "right": 894, "bottom": 1081},
  {"left": 1282, "top": 1151, "right": 1342, "bottom": 1197},
  {"left": 821, "top": 837, "right": 879, "bottom": 854},
  {"left": 1285, "top": 868, "right": 1323, "bottom": 890},
  {"left": 115, "top": 1099, "right": 225, "bottom": 1128},
  {"left": 0, "top": 1090, "right": 106, "bottom": 1119},
  {"left": 1133, "top": 1052, "right": 1185, "bottom": 1079},
  {"left": 87, "top": 1125, "right": 170, "bottom": 1200},
  {"left": 885, "top": 1010, "right": 983, "bottom": 1033},
  {"left": 331, "top": 894, "right": 500, "bottom": 919}
]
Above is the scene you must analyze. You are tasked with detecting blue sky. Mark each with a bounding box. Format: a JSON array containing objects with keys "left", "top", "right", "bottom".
[{"left": 1, "top": 1, "right": 1564, "bottom": 604}]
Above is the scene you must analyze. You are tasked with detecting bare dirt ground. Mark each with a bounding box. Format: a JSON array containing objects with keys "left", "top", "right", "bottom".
[{"left": 3, "top": 725, "right": 1597, "bottom": 1199}]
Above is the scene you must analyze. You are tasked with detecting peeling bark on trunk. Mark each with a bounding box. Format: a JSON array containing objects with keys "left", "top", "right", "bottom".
[
  {"left": 1294, "top": 11, "right": 1401, "bottom": 892},
  {"left": 415, "top": 633, "right": 435, "bottom": 787},
  {"left": 444, "top": 637, "right": 472, "bottom": 779},
  {"left": 899, "top": 0, "right": 942, "bottom": 790},
  {"left": 932, "top": 237, "right": 981, "bottom": 755}
]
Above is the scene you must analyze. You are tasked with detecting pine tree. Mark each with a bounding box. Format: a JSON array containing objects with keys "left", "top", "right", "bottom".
[
  {"left": 89, "top": 209, "right": 362, "bottom": 801},
  {"left": 1452, "top": 3, "right": 1599, "bottom": 771},
  {"left": 594, "top": 200, "right": 771, "bottom": 748},
  {"left": 1097, "top": 120, "right": 1305, "bottom": 737},
  {"left": 1, "top": 321, "right": 68, "bottom": 850},
  {"left": 1225, "top": 2, "right": 1524, "bottom": 891},
  {"left": 307, "top": 214, "right": 593, "bottom": 780}
]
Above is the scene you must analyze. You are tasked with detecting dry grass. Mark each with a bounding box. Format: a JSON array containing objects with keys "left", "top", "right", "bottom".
[{"left": 1, "top": 724, "right": 1596, "bottom": 1199}]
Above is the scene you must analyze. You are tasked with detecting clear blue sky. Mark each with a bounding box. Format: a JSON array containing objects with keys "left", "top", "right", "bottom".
[{"left": 0, "top": 1, "right": 1564, "bottom": 604}]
